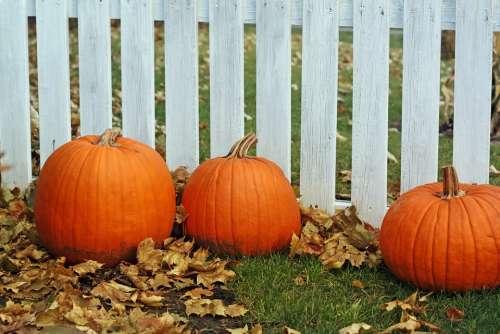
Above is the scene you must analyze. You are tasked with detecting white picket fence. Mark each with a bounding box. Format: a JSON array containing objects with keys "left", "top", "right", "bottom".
[{"left": 0, "top": 0, "right": 496, "bottom": 226}]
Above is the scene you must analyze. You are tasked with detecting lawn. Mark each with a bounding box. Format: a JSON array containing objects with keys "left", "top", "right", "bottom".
[{"left": 21, "top": 22, "right": 500, "bottom": 333}]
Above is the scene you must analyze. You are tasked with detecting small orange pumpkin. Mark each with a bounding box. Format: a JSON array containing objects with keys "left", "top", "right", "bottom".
[
  {"left": 380, "top": 166, "right": 500, "bottom": 291},
  {"left": 35, "top": 129, "right": 176, "bottom": 266},
  {"left": 182, "top": 133, "right": 301, "bottom": 255}
]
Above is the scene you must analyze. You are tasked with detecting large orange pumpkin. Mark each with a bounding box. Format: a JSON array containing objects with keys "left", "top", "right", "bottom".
[
  {"left": 380, "top": 166, "right": 500, "bottom": 291},
  {"left": 35, "top": 129, "right": 176, "bottom": 266},
  {"left": 182, "top": 133, "right": 301, "bottom": 255}
]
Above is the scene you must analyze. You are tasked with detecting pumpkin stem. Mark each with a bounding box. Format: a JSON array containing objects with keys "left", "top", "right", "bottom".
[
  {"left": 226, "top": 133, "right": 258, "bottom": 158},
  {"left": 96, "top": 128, "right": 122, "bottom": 147},
  {"left": 441, "top": 166, "right": 464, "bottom": 199}
]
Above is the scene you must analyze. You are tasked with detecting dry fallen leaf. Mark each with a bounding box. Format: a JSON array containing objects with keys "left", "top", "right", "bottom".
[
  {"left": 182, "top": 287, "right": 214, "bottom": 299},
  {"left": 339, "top": 170, "right": 352, "bottom": 183},
  {"left": 380, "top": 316, "right": 420, "bottom": 334},
  {"left": 490, "top": 164, "right": 500, "bottom": 176},
  {"left": 184, "top": 298, "right": 247, "bottom": 318},
  {"left": 283, "top": 326, "right": 301, "bottom": 334},
  {"left": 137, "top": 238, "right": 163, "bottom": 272},
  {"left": 185, "top": 298, "right": 226, "bottom": 317},
  {"left": 387, "top": 151, "right": 399, "bottom": 164},
  {"left": 226, "top": 325, "right": 249, "bottom": 334},
  {"left": 338, "top": 322, "right": 372, "bottom": 334},
  {"left": 250, "top": 324, "right": 263, "bottom": 334},
  {"left": 379, "top": 292, "right": 440, "bottom": 334},
  {"left": 72, "top": 260, "right": 103, "bottom": 275},
  {"left": 293, "top": 274, "right": 307, "bottom": 286},
  {"left": 291, "top": 206, "right": 381, "bottom": 270},
  {"left": 0, "top": 152, "right": 10, "bottom": 172},
  {"left": 351, "top": 279, "right": 365, "bottom": 289},
  {"left": 446, "top": 307, "right": 464, "bottom": 322}
]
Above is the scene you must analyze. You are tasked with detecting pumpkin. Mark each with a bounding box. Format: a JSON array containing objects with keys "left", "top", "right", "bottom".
[
  {"left": 182, "top": 133, "right": 301, "bottom": 255},
  {"left": 380, "top": 166, "right": 500, "bottom": 291},
  {"left": 34, "top": 129, "right": 176, "bottom": 266}
]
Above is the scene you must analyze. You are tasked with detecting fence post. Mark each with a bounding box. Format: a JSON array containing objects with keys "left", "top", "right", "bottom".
[{"left": 0, "top": 0, "right": 32, "bottom": 188}]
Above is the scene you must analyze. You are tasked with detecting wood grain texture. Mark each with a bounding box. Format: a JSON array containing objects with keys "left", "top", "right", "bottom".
[
  {"left": 165, "top": 0, "right": 199, "bottom": 170},
  {"left": 36, "top": 0, "right": 71, "bottom": 166},
  {"left": 121, "top": 0, "right": 155, "bottom": 147},
  {"left": 453, "top": 0, "right": 493, "bottom": 183},
  {"left": 78, "top": 0, "right": 112, "bottom": 136},
  {"left": 0, "top": 0, "right": 32, "bottom": 188},
  {"left": 300, "top": 0, "right": 339, "bottom": 213},
  {"left": 401, "top": 0, "right": 441, "bottom": 193},
  {"left": 26, "top": 0, "right": 500, "bottom": 31},
  {"left": 256, "top": 0, "right": 291, "bottom": 178},
  {"left": 352, "top": 0, "right": 390, "bottom": 226},
  {"left": 209, "top": 0, "right": 245, "bottom": 157}
]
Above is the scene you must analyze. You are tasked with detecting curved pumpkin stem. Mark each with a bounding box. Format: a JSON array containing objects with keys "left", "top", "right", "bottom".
[
  {"left": 441, "top": 166, "right": 465, "bottom": 199},
  {"left": 226, "top": 133, "right": 257, "bottom": 158},
  {"left": 96, "top": 128, "right": 122, "bottom": 147}
]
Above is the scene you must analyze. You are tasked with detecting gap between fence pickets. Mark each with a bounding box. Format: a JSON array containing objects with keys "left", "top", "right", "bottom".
[{"left": 25, "top": 0, "right": 500, "bottom": 31}]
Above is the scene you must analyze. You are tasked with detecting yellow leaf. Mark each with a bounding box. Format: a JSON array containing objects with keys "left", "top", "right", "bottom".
[
  {"left": 351, "top": 280, "right": 365, "bottom": 289},
  {"left": 283, "top": 326, "right": 301, "bottom": 334},
  {"left": 226, "top": 325, "right": 248, "bottom": 334},
  {"left": 338, "top": 323, "right": 372, "bottom": 334},
  {"left": 137, "top": 238, "right": 164, "bottom": 272},
  {"left": 184, "top": 298, "right": 226, "bottom": 317},
  {"left": 182, "top": 288, "right": 214, "bottom": 299},
  {"left": 72, "top": 260, "right": 103, "bottom": 276},
  {"left": 225, "top": 304, "right": 248, "bottom": 318},
  {"left": 138, "top": 291, "right": 164, "bottom": 307}
]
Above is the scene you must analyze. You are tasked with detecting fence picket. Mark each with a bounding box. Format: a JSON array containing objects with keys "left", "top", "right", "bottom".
[
  {"left": 165, "top": 0, "right": 199, "bottom": 171},
  {"left": 453, "top": 0, "right": 493, "bottom": 183},
  {"left": 0, "top": 0, "right": 31, "bottom": 187},
  {"left": 256, "top": 0, "right": 291, "bottom": 178},
  {"left": 121, "top": 0, "right": 155, "bottom": 147},
  {"left": 300, "top": 0, "right": 339, "bottom": 213},
  {"left": 209, "top": 0, "right": 245, "bottom": 157},
  {"left": 401, "top": 0, "right": 441, "bottom": 193},
  {"left": 78, "top": 0, "right": 112, "bottom": 136},
  {"left": 36, "top": 0, "right": 71, "bottom": 166},
  {"left": 352, "top": 0, "right": 390, "bottom": 226}
]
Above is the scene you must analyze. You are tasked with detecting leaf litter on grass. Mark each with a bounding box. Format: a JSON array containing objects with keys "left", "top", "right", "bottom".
[
  {"left": 339, "top": 292, "right": 440, "bottom": 334},
  {"left": 0, "top": 183, "right": 253, "bottom": 333}
]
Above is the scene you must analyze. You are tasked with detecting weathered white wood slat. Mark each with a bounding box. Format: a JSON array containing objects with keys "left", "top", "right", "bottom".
[
  {"left": 165, "top": 0, "right": 199, "bottom": 170},
  {"left": 78, "top": 0, "right": 112, "bottom": 136},
  {"left": 120, "top": 0, "right": 155, "bottom": 147},
  {"left": 352, "top": 0, "right": 390, "bottom": 226},
  {"left": 256, "top": 0, "right": 291, "bottom": 178},
  {"left": 400, "top": 0, "right": 442, "bottom": 193},
  {"left": 453, "top": 0, "right": 493, "bottom": 183},
  {"left": 36, "top": 0, "right": 71, "bottom": 166},
  {"left": 300, "top": 0, "right": 339, "bottom": 213},
  {"left": 209, "top": 0, "right": 245, "bottom": 157},
  {"left": 0, "top": 0, "right": 31, "bottom": 188},
  {"left": 25, "top": 0, "right": 500, "bottom": 31}
]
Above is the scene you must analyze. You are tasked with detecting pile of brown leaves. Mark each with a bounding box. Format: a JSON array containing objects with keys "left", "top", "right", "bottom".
[
  {"left": 290, "top": 206, "right": 382, "bottom": 270},
  {"left": 0, "top": 185, "right": 256, "bottom": 334},
  {"left": 340, "top": 292, "right": 440, "bottom": 334}
]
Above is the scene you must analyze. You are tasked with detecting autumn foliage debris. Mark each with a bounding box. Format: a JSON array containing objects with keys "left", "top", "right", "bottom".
[
  {"left": 290, "top": 206, "right": 382, "bottom": 269},
  {"left": 0, "top": 185, "right": 249, "bottom": 333}
]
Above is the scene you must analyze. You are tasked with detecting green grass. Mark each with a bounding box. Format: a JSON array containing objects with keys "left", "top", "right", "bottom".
[
  {"left": 231, "top": 254, "right": 500, "bottom": 333},
  {"left": 72, "top": 25, "right": 500, "bottom": 332}
]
